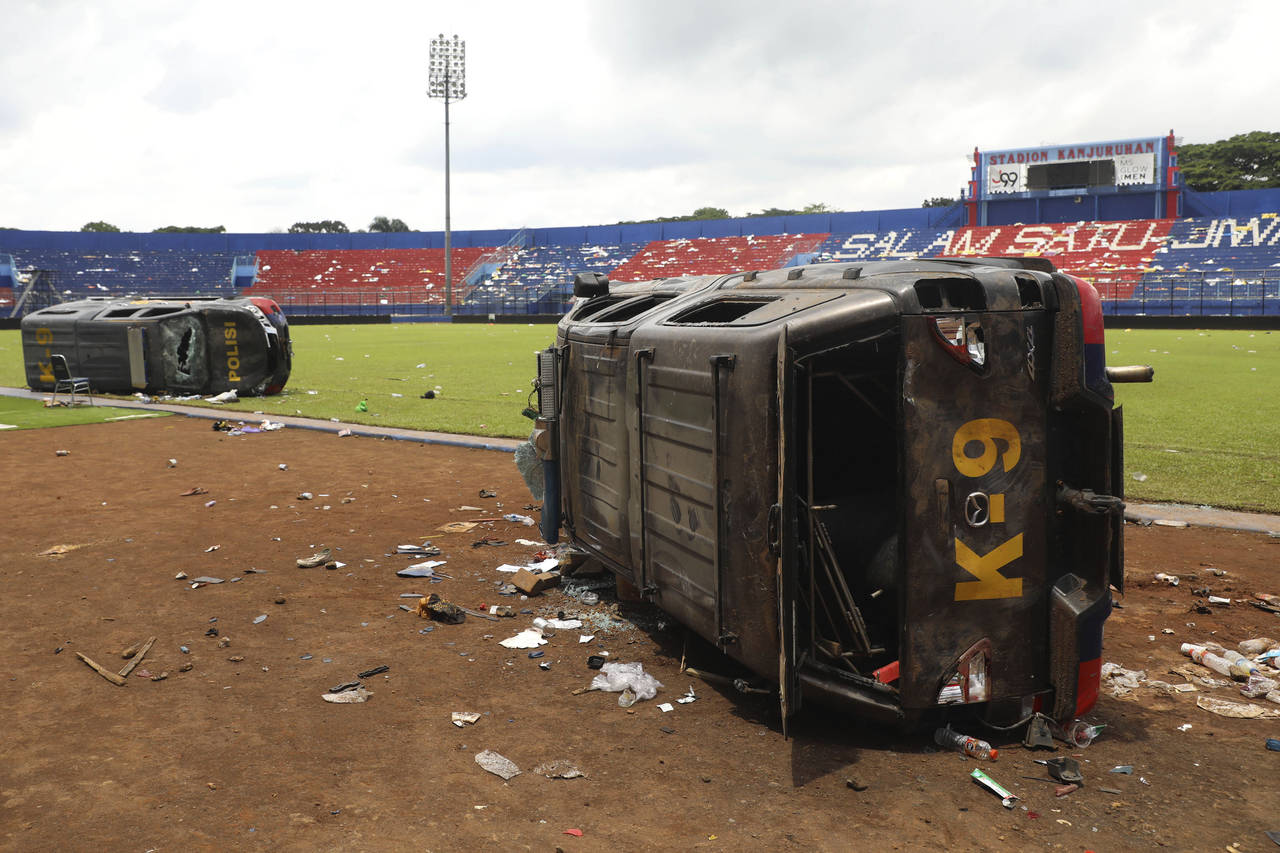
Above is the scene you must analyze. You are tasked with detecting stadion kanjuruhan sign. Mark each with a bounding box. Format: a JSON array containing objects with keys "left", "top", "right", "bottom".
[{"left": 981, "top": 136, "right": 1165, "bottom": 196}]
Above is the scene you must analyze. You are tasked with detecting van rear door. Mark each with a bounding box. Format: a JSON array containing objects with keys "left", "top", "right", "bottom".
[{"left": 899, "top": 309, "right": 1051, "bottom": 710}]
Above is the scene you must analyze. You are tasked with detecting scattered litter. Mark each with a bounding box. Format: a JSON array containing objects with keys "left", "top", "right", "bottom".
[
  {"left": 204, "top": 544, "right": 220, "bottom": 553},
  {"left": 533, "top": 760, "right": 585, "bottom": 779},
  {"left": 500, "top": 630, "right": 548, "bottom": 649},
  {"left": 479, "top": 489, "right": 498, "bottom": 498},
  {"left": 397, "top": 543, "right": 442, "bottom": 556},
  {"left": 514, "top": 538, "right": 545, "bottom": 547},
  {"left": 1241, "top": 675, "right": 1278, "bottom": 698},
  {"left": 204, "top": 500, "right": 216, "bottom": 508},
  {"left": 205, "top": 389, "right": 238, "bottom": 404},
  {"left": 580, "top": 591, "right": 600, "bottom": 606},
  {"left": 579, "top": 635, "right": 595, "bottom": 644},
  {"left": 55, "top": 449, "right": 70, "bottom": 456},
  {"left": 322, "top": 687, "right": 371, "bottom": 704},
  {"left": 437, "top": 521, "right": 478, "bottom": 534},
  {"left": 1197, "top": 694, "right": 1280, "bottom": 718},
  {"left": 563, "top": 829, "right": 583, "bottom": 838},
  {"left": 180, "top": 487, "right": 208, "bottom": 496},
  {"left": 503, "top": 513, "right": 536, "bottom": 527},
  {"left": 495, "top": 564, "right": 525, "bottom": 573},
  {"left": 1177, "top": 723, "right": 1192, "bottom": 731},
  {"left": 512, "top": 568, "right": 560, "bottom": 595},
  {"left": 677, "top": 687, "right": 697, "bottom": 704},
  {"left": 1110, "top": 765, "right": 1134, "bottom": 774},
  {"left": 1131, "top": 472, "right": 1148, "bottom": 482},
  {"left": 1153, "top": 519, "right": 1189, "bottom": 528},
  {"left": 38, "top": 544, "right": 84, "bottom": 557},
  {"left": 1101, "top": 662, "right": 1147, "bottom": 696},
  {"left": 1240, "top": 638, "right": 1278, "bottom": 656},
  {"left": 590, "top": 662, "right": 663, "bottom": 701},
  {"left": 190, "top": 576, "right": 224, "bottom": 584},
  {"left": 417, "top": 594, "right": 466, "bottom": 623},
  {"left": 545, "top": 618, "right": 582, "bottom": 630},
  {"left": 971, "top": 768, "right": 1019, "bottom": 809},
  {"left": 587, "top": 655, "right": 606, "bottom": 670},
  {"left": 657, "top": 702, "right": 674, "bottom": 712},
  {"left": 474, "top": 750, "right": 520, "bottom": 780},
  {"left": 397, "top": 560, "right": 447, "bottom": 578},
  {"left": 1265, "top": 738, "right": 1280, "bottom": 752},
  {"left": 358, "top": 665, "right": 389, "bottom": 678},
  {"left": 168, "top": 458, "right": 178, "bottom": 467},
  {"left": 1207, "top": 595, "right": 1231, "bottom": 605},
  {"left": 253, "top": 614, "right": 267, "bottom": 625},
  {"left": 452, "top": 711, "right": 481, "bottom": 727},
  {"left": 1154, "top": 572, "right": 1180, "bottom": 586},
  {"left": 278, "top": 463, "right": 288, "bottom": 471}
]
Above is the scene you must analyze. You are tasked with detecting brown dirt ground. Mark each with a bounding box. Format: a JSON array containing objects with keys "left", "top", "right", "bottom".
[{"left": 3, "top": 416, "right": 1279, "bottom": 852}]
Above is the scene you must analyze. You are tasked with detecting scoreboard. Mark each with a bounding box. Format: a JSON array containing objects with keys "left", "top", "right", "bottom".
[{"left": 975, "top": 135, "right": 1173, "bottom": 200}]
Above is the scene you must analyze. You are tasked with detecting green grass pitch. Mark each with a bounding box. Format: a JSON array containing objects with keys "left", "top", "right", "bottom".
[{"left": 1, "top": 323, "right": 1275, "bottom": 513}]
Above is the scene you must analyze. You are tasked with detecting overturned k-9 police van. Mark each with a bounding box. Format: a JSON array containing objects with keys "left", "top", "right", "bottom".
[
  {"left": 527, "top": 257, "right": 1152, "bottom": 731},
  {"left": 21, "top": 295, "right": 291, "bottom": 396}
]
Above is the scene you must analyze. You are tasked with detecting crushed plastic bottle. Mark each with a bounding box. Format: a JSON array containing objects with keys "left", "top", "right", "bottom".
[{"left": 934, "top": 726, "right": 998, "bottom": 760}]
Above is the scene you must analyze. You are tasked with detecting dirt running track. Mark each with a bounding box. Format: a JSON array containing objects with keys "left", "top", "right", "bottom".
[{"left": 2, "top": 416, "right": 1278, "bottom": 852}]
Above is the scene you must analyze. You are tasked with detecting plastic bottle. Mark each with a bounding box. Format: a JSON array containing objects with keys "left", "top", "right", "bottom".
[
  {"left": 1186, "top": 645, "right": 1236, "bottom": 678},
  {"left": 934, "top": 727, "right": 998, "bottom": 760},
  {"left": 531, "top": 617, "right": 555, "bottom": 638}
]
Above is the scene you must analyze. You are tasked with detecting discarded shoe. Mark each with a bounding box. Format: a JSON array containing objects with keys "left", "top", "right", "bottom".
[{"left": 297, "top": 548, "right": 332, "bottom": 568}]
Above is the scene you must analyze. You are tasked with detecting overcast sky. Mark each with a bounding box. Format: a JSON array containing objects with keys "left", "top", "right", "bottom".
[{"left": 1, "top": 0, "right": 1274, "bottom": 234}]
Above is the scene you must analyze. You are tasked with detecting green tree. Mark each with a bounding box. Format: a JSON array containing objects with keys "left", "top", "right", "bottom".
[
  {"left": 81, "top": 221, "right": 121, "bottom": 232},
  {"left": 1179, "top": 131, "right": 1280, "bottom": 192},
  {"left": 801, "top": 202, "right": 832, "bottom": 214},
  {"left": 289, "top": 220, "right": 350, "bottom": 234},
  {"left": 152, "top": 225, "right": 227, "bottom": 234},
  {"left": 922, "top": 197, "right": 957, "bottom": 208},
  {"left": 689, "top": 206, "right": 730, "bottom": 220},
  {"left": 368, "top": 216, "right": 411, "bottom": 232},
  {"left": 746, "top": 207, "right": 799, "bottom": 218}
]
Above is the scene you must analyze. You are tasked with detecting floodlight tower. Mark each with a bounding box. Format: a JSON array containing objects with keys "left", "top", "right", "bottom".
[{"left": 428, "top": 34, "right": 466, "bottom": 316}]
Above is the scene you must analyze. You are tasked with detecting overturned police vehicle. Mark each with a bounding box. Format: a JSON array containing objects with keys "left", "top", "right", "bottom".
[
  {"left": 528, "top": 258, "right": 1152, "bottom": 731},
  {"left": 21, "top": 295, "right": 291, "bottom": 396}
]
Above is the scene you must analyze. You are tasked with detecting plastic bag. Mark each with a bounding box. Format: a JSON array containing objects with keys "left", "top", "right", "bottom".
[{"left": 590, "top": 662, "right": 663, "bottom": 701}]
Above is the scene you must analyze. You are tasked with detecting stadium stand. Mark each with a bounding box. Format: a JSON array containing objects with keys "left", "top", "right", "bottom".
[
  {"left": 245, "top": 247, "right": 492, "bottom": 304},
  {"left": 3, "top": 191, "right": 1279, "bottom": 318},
  {"left": 609, "top": 233, "right": 828, "bottom": 281},
  {"left": 3, "top": 249, "right": 238, "bottom": 297}
]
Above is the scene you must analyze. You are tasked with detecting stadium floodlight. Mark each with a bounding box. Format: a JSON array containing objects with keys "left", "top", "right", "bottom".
[{"left": 428, "top": 34, "right": 466, "bottom": 316}]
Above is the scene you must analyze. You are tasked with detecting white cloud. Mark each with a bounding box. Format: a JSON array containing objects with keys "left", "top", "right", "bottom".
[{"left": 0, "top": 0, "right": 1276, "bottom": 233}]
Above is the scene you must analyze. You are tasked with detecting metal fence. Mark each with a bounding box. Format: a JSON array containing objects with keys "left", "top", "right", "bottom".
[
  {"left": 1075, "top": 269, "right": 1280, "bottom": 317},
  {"left": 258, "top": 286, "right": 574, "bottom": 319}
]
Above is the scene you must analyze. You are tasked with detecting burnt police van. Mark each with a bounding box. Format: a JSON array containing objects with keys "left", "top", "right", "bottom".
[
  {"left": 530, "top": 258, "right": 1150, "bottom": 730},
  {"left": 21, "top": 295, "right": 291, "bottom": 396}
]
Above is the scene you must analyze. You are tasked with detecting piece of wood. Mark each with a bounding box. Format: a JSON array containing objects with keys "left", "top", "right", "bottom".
[
  {"left": 117, "top": 636, "right": 156, "bottom": 678},
  {"left": 77, "top": 652, "right": 127, "bottom": 686}
]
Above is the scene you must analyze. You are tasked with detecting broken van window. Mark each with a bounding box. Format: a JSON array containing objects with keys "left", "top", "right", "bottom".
[{"left": 157, "top": 315, "right": 208, "bottom": 391}]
